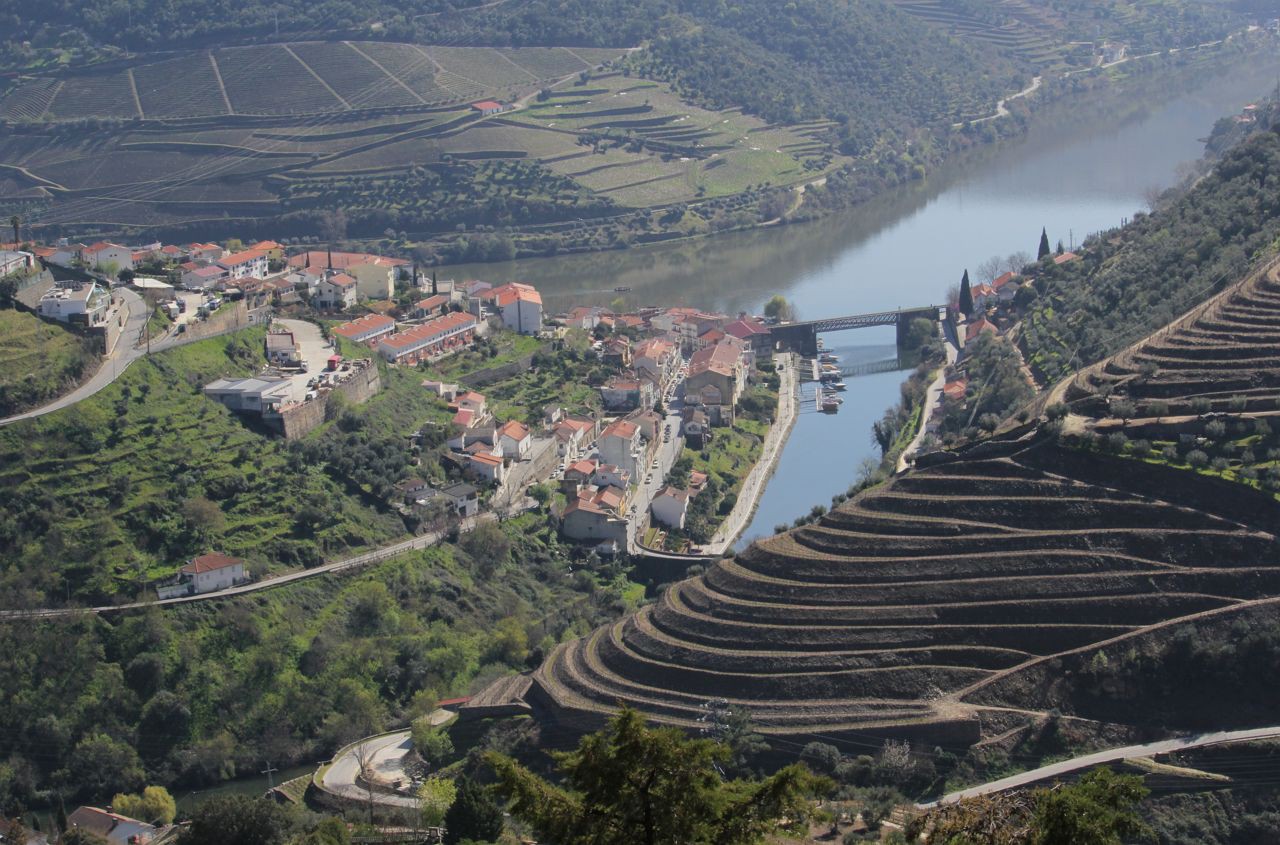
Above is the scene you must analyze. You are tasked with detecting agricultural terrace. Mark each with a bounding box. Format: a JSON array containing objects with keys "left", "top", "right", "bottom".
[
  {"left": 0, "top": 309, "right": 98, "bottom": 417},
  {"left": 509, "top": 74, "right": 842, "bottom": 206},
  {"left": 527, "top": 432, "right": 1280, "bottom": 744},
  {"left": 0, "top": 326, "right": 460, "bottom": 607},
  {"left": 0, "top": 42, "right": 629, "bottom": 121}
]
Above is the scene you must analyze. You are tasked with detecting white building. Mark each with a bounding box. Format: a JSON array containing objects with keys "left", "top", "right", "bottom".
[
  {"left": 83, "top": 242, "right": 135, "bottom": 274},
  {"left": 182, "top": 265, "right": 228, "bottom": 290},
  {"left": 0, "top": 249, "right": 34, "bottom": 276},
  {"left": 650, "top": 487, "right": 692, "bottom": 529},
  {"left": 314, "top": 272, "right": 358, "bottom": 310},
  {"left": 479, "top": 282, "right": 543, "bottom": 334},
  {"left": 599, "top": 418, "right": 643, "bottom": 480},
  {"left": 216, "top": 249, "right": 269, "bottom": 280},
  {"left": 203, "top": 376, "right": 292, "bottom": 414},
  {"left": 497, "top": 420, "right": 533, "bottom": 460},
  {"left": 156, "top": 552, "right": 248, "bottom": 599},
  {"left": 38, "top": 282, "right": 110, "bottom": 325}
]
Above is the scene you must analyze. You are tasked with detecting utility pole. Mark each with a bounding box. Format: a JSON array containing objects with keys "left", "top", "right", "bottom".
[{"left": 261, "top": 762, "right": 278, "bottom": 790}]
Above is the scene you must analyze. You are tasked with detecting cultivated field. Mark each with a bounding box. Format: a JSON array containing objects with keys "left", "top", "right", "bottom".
[
  {"left": 0, "top": 41, "right": 627, "bottom": 121},
  {"left": 528, "top": 432, "right": 1280, "bottom": 742},
  {"left": 1068, "top": 258, "right": 1280, "bottom": 416}
]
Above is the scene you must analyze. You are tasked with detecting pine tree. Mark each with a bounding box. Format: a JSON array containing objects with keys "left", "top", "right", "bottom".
[
  {"left": 1038, "top": 227, "right": 1051, "bottom": 259},
  {"left": 958, "top": 269, "right": 974, "bottom": 318},
  {"left": 444, "top": 775, "right": 504, "bottom": 844}
]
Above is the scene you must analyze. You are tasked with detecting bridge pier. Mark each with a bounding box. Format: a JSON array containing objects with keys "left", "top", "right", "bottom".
[{"left": 770, "top": 323, "right": 819, "bottom": 357}]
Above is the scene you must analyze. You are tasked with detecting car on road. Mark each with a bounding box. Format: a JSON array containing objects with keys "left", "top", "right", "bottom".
[{"left": 646, "top": 474, "right": 653, "bottom": 484}]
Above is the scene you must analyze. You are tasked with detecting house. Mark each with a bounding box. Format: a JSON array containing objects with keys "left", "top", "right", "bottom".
[
  {"left": 460, "top": 279, "right": 492, "bottom": 299},
  {"left": 441, "top": 481, "right": 480, "bottom": 518},
  {"left": 971, "top": 283, "right": 996, "bottom": 311},
  {"left": 216, "top": 248, "right": 269, "bottom": 280},
  {"left": 1053, "top": 252, "right": 1080, "bottom": 265},
  {"left": 450, "top": 390, "right": 488, "bottom": 420},
  {"left": 0, "top": 249, "right": 34, "bottom": 276},
  {"left": 686, "top": 342, "right": 746, "bottom": 424},
  {"left": 561, "top": 495, "right": 628, "bottom": 546},
  {"left": 991, "top": 271, "right": 1022, "bottom": 302},
  {"left": 552, "top": 416, "right": 595, "bottom": 459},
  {"left": 313, "top": 272, "right": 359, "bottom": 310},
  {"left": 565, "top": 305, "right": 612, "bottom": 330},
  {"left": 625, "top": 409, "right": 663, "bottom": 442},
  {"left": 683, "top": 408, "right": 711, "bottom": 448},
  {"left": 411, "top": 293, "right": 451, "bottom": 319},
  {"left": 601, "top": 336, "right": 633, "bottom": 368},
  {"left": 66, "top": 807, "right": 157, "bottom": 845},
  {"left": 634, "top": 337, "right": 681, "bottom": 392},
  {"left": 287, "top": 251, "right": 409, "bottom": 299},
  {"left": 592, "top": 463, "right": 631, "bottom": 491},
  {"left": 497, "top": 419, "right": 532, "bottom": 460},
  {"left": 422, "top": 379, "right": 460, "bottom": 401},
  {"left": 332, "top": 313, "right": 396, "bottom": 345},
  {"left": 599, "top": 376, "right": 656, "bottom": 413},
  {"left": 469, "top": 451, "right": 506, "bottom": 484},
  {"left": 965, "top": 318, "right": 999, "bottom": 344},
  {"left": 377, "top": 311, "right": 477, "bottom": 364},
  {"left": 942, "top": 378, "right": 968, "bottom": 402},
  {"left": 48, "top": 241, "right": 88, "bottom": 267},
  {"left": 397, "top": 478, "right": 434, "bottom": 505},
  {"left": 204, "top": 376, "right": 293, "bottom": 414},
  {"left": 650, "top": 486, "right": 692, "bottom": 529},
  {"left": 182, "top": 264, "right": 228, "bottom": 290},
  {"left": 248, "top": 240, "right": 285, "bottom": 262},
  {"left": 724, "top": 317, "right": 773, "bottom": 357},
  {"left": 562, "top": 458, "right": 599, "bottom": 492},
  {"left": 478, "top": 282, "right": 543, "bottom": 334},
  {"left": 38, "top": 282, "right": 110, "bottom": 326},
  {"left": 695, "top": 328, "right": 725, "bottom": 350},
  {"left": 159, "top": 244, "right": 187, "bottom": 263},
  {"left": 156, "top": 552, "right": 248, "bottom": 599},
  {"left": 189, "top": 242, "right": 225, "bottom": 261},
  {"left": 82, "top": 241, "right": 135, "bottom": 274},
  {"left": 471, "top": 100, "right": 505, "bottom": 116},
  {"left": 264, "top": 330, "right": 300, "bottom": 366},
  {"left": 599, "top": 418, "right": 643, "bottom": 479}
]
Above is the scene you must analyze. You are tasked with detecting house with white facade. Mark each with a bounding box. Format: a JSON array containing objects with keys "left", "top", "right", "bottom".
[
  {"left": 182, "top": 264, "right": 228, "bottom": 290},
  {"left": 67, "top": 806, "right": 158, "bottom": 845},
  {"left": 217, "top": 248, "right": 269, "bottom": 280},
  {"left": 497, "top": 420, "right": 532, "bottom": 460},
  {"left": 38, "top": 282, "right": 110, "bottom": 326},
  {"left": 156, "top": 552, "right": 248, "bottom": 599},
  {"left": 599, "top": 418, "right": 643, "bottom": 480},
  {"left": 314, "top": 272, "right": 359, "bottom": 310},
  {"left": 0, "top": 249, "right": 34, "bottom": 276},
  {"left": 83, "top": 242, "right": 135, "bottom": 274},
  {"left": 332, "top": 313, "right": 396, "bottom": 345},
  {"left": 650, "top": 486, "right": 692, "bottom": 529},
  {"left": 478, "top": 282, "right": 543, "bottom": 334}
]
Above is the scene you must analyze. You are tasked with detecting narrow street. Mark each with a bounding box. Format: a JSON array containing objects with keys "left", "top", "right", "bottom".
[{"left": 703, "top": 353, "right": 797, "bottom": 555}]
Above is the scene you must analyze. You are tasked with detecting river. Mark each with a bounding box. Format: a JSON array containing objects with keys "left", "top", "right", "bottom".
[{"left": 444, "top": 54, "right": 1280, "bottom": 546}]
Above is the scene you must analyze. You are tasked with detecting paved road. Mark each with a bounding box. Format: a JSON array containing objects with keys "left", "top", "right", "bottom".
[
  {"left": 0, "top": 518, "right": 477, "bottom": 619},
  {"left": 704, "top": 352, "right": 797, "bottom": 555},
  {"left": 0, "top": 287, "right": 150, "bottom": 427},
  {"left": 321, "top": 731, "right": 419, "bottom": 809},
  {"left": 923, "top": 725, "right": 1280, "bottom": 807},
  {"left": 897, "top": 337, "right": 958, "bottom": 473}
]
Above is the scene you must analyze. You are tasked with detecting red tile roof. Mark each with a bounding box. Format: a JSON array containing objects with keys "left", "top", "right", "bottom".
[
  {"left": 378, "top": 311, "right": 476, "bottom": 351},
  {"left": 332, "top": 313, "right": 395, "bottom": 340},
  {"left": 498, "top": 419, "right": 530, "bottom": 441},
  {"left": 602, "top": 419, "right": 638, "bottom": 440},
  {"left": 182, "top": 552, "right": 242, "bottom": 575},
  {"left": 472, "top": 100, "right": 503, "bottom": 111}
]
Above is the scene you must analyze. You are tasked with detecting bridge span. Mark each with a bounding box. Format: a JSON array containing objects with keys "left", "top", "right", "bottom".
[{"left": 770, "top": 305, "right": 945, "bottom": 357}]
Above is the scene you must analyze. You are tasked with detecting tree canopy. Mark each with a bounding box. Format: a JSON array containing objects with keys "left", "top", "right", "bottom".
[{"left": 486, "top": 707, "right": 827, "bottom": 845}]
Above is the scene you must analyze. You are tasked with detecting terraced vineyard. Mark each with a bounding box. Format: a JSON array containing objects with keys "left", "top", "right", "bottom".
[
  {"left": 1067, "top": 256, "right": 1280, "bottom": 417},
  {"left": 522, "top": 434, "right": 1280, "bottom": 743},
  {"left": 0, "top": 41, "right": 626, "bottom": 122}
]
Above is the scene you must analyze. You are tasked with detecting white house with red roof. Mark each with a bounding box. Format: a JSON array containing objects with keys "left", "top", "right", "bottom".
[
  {"left": 634, "top": 337, "right": 681, "bottom": 392},
  {"left": 991, "top": 271, "right": 1022, "bottom": 302},
  {"left": 217, "top": 248, "right": 269, "bottom": 280},
  {"left": 497, "top": 419, "right": 532, "bottom": 460},
  {"left": 67, "top": 806, "right": 158, "bottom": 844},
  {"left": 314, "top": 272, "right": 359, "bottom": 310},
  {"left": 332, "top": 313, "right": 396, "bottom": 344},
  {"left": 471, "top": 100, "right": 505, "bottom": 116},
  {"left": 552, "top": 416, "right": 595, "bottom": 459},
  {"left": 156, "top": 552, "right": 247, "bottom": 599},
  {"left": 479, "top": 282, "right": 543, "bottom": 334},
  {"left": 965, "top": 317, "right": 999, "bottom": 344},
  {"left": 600, "top": 418, "right": 643, "bottom": 480},
  {"left": 469, "top": 451, "right": 506, "bottom": 484},
  {"left": 181, "top": 264, "right": 228, "bottom": 290},
  {"left": 83, "top": 241, "right": 134, "bottom": 274},
  {"left": 287, "top": 250, "right": 408, "bottom": 300},
  {"left": 189, "top": 242, "right": 225, "bottom": 261},
  {"left": 724, "top": 317, "right": 773, "bottom": 357},
  {"left": 651, "top": 486, "right": 692, "bottom": 529}
]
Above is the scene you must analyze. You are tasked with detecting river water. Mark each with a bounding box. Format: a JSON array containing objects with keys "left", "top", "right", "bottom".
[{"left": 445, "top": 55, "right": 1280, "bottom": 546}]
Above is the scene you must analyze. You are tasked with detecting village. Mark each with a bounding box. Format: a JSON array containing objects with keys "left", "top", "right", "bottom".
[{"left": 1, "top": 233, "right": 787, "bottom": 589}]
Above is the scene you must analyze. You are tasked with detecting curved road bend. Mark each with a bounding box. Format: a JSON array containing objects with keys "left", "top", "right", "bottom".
[
  {"left": 922, "top": 724, "right": 1280, "bottom": 808},
  {"left": 1, "top": 518, "right": 481, "bottom": 620},
  {"left": 320, "top": 730, "right": 419, "bottom": 809}
]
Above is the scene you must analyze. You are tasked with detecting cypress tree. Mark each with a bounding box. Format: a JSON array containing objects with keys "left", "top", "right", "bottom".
[
  {"left": 1038, "top": 227, "right": 1051, "bottom": 259},
  {"left": 958, "top": 269, "right": 973, "bottom": 318}
]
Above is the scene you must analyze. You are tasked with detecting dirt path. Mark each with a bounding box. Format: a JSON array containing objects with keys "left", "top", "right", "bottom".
[{"left": 897, "top": 337, "right": 959, "bottom": 473}]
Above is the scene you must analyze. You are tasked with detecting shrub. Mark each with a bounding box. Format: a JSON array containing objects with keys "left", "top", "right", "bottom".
[
  {"left": 1211, "top": 457, "right": 1230, "bottom": 471},
  {"left": 1205, "top": 420, "right": 1227, "bottom": 440},
  {"left": 1160, "top": 446, "right": 1178, "bottom": 462},
  {"left": 1145, "top": 400, "right": 1169, "bottom": 418},
  {"left": 1192, "top": 397, "right": 1212, "bottom": 414},
  {"left": 1229, "top": 394, "right": 1248, "bottom": 411},
  {"left": 1186, "top": 450, "right": 1209, "bottom": 468}
]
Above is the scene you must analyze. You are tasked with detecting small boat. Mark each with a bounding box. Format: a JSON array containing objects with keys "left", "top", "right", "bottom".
[
  {"left": 827, "top": 381, "right": 847, "bottom": 391},
  {"left": 821, "top": 398, "right": 840, "bottom": 413},
  {"left": 614, "top": 286, "right": 631, "bottom": 292},
  {"left": 820, "top": 353, "right": 840, "bottom": 363}
]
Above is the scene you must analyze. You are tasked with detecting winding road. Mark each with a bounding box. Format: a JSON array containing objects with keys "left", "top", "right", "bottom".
[{"left": 923, "top": 725, "right": 1280, "bottom": 807}]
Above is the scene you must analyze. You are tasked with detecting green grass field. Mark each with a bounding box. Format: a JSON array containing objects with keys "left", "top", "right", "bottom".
[{"left": 0, "top": 308, "right": 97, "bottom": 417}]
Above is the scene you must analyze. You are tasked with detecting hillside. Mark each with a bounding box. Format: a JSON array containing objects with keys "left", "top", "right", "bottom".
[
  {"left": 0, "top": 308, "right": 98, "bottom": 416},
  {"left": 0, "top": 327, "right": 453, "bottom": 608},
  {"left": 523, "top": 432, "right": 1280, "bottom": 745}
]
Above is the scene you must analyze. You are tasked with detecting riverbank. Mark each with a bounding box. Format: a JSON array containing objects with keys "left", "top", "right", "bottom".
[{"left": 702, "top": 352, "right": 798, "bottom": 555}]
